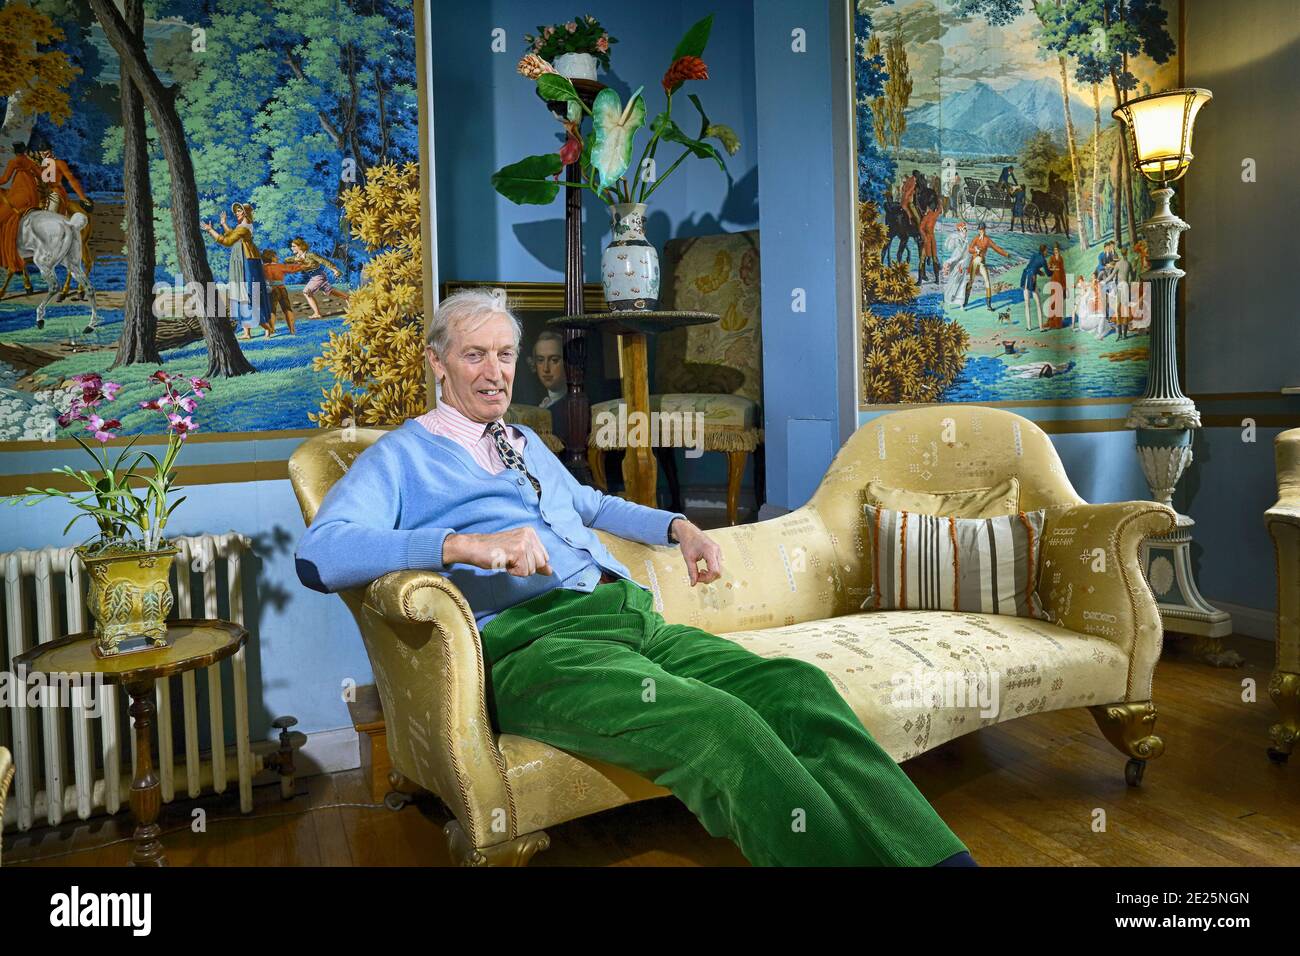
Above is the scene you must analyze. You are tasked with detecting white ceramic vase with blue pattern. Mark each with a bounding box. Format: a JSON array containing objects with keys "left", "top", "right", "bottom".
[{"left": 601, "top": 202, "right": 659, "bottom": 312}]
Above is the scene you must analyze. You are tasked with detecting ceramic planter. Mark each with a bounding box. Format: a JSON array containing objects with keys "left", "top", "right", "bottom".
[
  {"left": 601, "top": 203, "right": 660, "bottom": 312},
  {"left": 77, "top": 543, "right": 177, "bottom": 658},
  {"left": 552, "top": 52, "right": 598, "bottom": 81}
]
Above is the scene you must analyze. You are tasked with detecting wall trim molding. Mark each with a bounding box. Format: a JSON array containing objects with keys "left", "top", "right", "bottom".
[
  {"left": 1205, "top": 599, "right": 1276, "bottom": 643},
  {"left": 250, "top": 725, "right": 360, "bottom": 786}
]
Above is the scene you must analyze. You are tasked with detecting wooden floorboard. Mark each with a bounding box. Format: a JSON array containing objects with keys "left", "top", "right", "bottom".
[{"left": 4, "top": 633, "right": 1297, "bottom": 867}]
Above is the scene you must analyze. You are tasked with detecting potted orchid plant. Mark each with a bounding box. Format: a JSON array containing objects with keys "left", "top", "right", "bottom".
[
  {"left": 525, "top": 15, "right": 617, "bottom": 81},
  {"left": 3, "top": 370, "right": 209, "bottom": 657},
  {"left": 496, "top": 14, "right": 738, "bottom": 312}
]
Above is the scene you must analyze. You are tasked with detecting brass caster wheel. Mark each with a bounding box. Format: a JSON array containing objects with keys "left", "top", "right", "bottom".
[
  {"left": 1267, "top": 747, "right": 1290, "bottom": 765},
  {"left": 384, "top": 790, "right": 413, "bottom": 811},
  {"left": 1125, "top": 758, "right": 1146, "bottom": 787}
]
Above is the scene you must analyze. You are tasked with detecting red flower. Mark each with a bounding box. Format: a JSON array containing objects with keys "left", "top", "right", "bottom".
[
  {"left": 662, "top": 55, "right": 708, "bottom": 95},
  {"left": 559, "top": 129, "right": 582, "bottom": 166}
]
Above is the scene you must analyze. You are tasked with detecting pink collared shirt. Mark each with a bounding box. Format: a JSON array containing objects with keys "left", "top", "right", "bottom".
[{"left": 415, "top": 401, "right": 526, "bottom": 475}]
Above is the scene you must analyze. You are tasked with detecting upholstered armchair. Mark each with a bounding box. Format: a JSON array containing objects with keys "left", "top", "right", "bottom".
[
  {"left": 1267, "top": 427, "right": 1300, "bottom": 762},
  {"left": 290, "top": 406, "right": 1174, "bottom": 866},
  {"left": 588, "top": 230, "right": 764, "bottom": 525}
]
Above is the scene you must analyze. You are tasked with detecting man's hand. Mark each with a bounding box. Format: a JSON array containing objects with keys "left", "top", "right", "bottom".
[
  {"left": 671, "top": 518, "right": 723, "bottom": 586},
  {"left": 444, "top": 527, "right": 554, "bottom": 577}
]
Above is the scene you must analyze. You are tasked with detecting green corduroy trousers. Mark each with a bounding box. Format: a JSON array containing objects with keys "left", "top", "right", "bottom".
[{"left": 479, "top": 579, "right": 968, "bottom": 867}]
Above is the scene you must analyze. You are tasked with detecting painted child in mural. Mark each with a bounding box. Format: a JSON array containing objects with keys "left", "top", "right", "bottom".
[
  {"left": 259, "top": 249, "right": 312, "bottom": 337},
  {"left": 0, "top": 142, "right": 43, "bottom": 298},
  {"left": 941, "top": 220, "right": 969, "bottom": 305},
  {"left": 287, "top": 237, "right": 349, "bottom": 319},
  {"left": 202, "top": 202, "right": 273, "bottom": 341},
  {"left": 962, "top": 222, "right": 1009, "bottom": 310}
]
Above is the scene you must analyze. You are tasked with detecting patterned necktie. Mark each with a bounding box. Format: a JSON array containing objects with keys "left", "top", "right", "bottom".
[{"left": 487, "top": 420, "right": 541, "bottom": 496}]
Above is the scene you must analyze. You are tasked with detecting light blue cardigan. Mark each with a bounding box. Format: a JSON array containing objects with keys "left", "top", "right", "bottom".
[{"left": 295, "top": 418, "right": 685, "bottom": 629}]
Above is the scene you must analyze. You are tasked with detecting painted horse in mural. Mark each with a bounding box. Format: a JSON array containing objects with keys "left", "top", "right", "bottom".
[
  {"left": 883, "top": 180, "right": 939, "bottom": 280},
  {"left": 10, "top": 210, "right": 100, "bottom": 335}
]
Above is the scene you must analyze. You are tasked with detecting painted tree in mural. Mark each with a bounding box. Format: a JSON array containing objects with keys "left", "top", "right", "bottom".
[
  {"left": 311, "top": 162, "right": 425, "bottom": 428},
  {"left": 1039, "top": 0, "right": 1175, "bottom": 246},
  {"left": 88, "top": 0, "right": 256, "bottom": 378},
  {"left": 136, "top": 0, "right": 418, "bottom": 280},
  {"left": 879, "top": 32, "right": 912, "bottom": 158},
  {"left": 854, "top": 6, "right": 895, "bottom": 205},
  {"left": 955, "top": 0, "right": 1088, "bottom": 247},
  {"left": 0, "top": 0, "right": 77, "bottom": 169},
  {"left": 112, "top": 0, "right": 158, "bottom": 367}
]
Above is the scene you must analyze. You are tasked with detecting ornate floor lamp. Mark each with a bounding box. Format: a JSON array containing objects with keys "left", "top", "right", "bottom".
[{"left": 1112, "top": 88, "right": 1235, "bottom": 660}]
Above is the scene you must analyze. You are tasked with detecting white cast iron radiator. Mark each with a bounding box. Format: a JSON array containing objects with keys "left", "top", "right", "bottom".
[{"left": 2, "top": 532, "right": 258, "bottom": 832}]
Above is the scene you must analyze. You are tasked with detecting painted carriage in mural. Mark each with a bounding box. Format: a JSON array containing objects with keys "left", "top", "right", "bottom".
[{"left": 958, "top": 178, "right": 1041, "bottom": 231}]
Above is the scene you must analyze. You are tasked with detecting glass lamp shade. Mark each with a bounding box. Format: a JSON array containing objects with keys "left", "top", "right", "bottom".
[{"left": 1112, "top": 88, "right": 1212, "bottom": 184}]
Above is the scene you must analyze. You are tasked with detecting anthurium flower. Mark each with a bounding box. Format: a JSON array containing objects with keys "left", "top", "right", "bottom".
[{"left": 591, "top": 86, "right": 646, "bottom": 191}]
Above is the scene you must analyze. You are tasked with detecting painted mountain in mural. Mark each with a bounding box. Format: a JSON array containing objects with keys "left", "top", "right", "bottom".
[{"left": 902, "top": 78, "right": 1097, "bottom": 156}]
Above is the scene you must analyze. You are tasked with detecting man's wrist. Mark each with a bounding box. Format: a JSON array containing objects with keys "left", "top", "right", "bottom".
[{"left": 668, "top": 516, "right": 690, "bottom": 544}]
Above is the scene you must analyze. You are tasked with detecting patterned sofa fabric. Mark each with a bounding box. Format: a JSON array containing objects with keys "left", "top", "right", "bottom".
[{"left": 718, "top": 610, "right": 1130, "bottom": 761}]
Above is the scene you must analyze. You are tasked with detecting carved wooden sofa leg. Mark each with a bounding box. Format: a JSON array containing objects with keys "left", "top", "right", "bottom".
[
  {"left": 1268, "top": 671, "right": 1300, "bottom": 764},
  {"left": 1088, "top": 701, "right": 1165, "bottom": 787},
  {"left": 443, "top": 819, "right": 551, "bottom": 866}
]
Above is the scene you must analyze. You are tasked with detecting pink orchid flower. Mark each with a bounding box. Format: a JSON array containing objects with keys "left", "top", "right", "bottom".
[
  {"left": 86, "top": 414, "right": 121, "bottom": 442},
  {"left": 167, "top": 414, "right": 198, "bottom": 439}
]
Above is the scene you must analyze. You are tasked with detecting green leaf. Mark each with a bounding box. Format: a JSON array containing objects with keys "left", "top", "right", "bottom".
[
  {"left": 591, "top": 86, "right": 646, "bottom": 190},
  {"left": 491, "top": 153, "right": 564, "bottom": 204},
  {"left": 671, "top": 14, "right": 713, "bottom": 62},
  {"left": 655, "top": 116, "right": 726, "bottom": 172},
  {"left": 537, "top": 73, "right": 581, "bottom": 109}
]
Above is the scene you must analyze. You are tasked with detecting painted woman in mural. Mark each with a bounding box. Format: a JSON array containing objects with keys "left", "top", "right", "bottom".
[
  {"left": 203, "top": 203, "right": 272, "bottom": 341},
  {"left": 942, "top": 219, "right": 970, "bottom": 305}
]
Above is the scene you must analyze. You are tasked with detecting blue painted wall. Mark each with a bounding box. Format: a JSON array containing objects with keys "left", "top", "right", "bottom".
[
  {"left": 0, "top": 471, "right": 368, "bottom": 744},
  {"left": 430, "top": 0, "right": 760, "bottom": 496},
  {"left": 753, "top": 0, "right": 848, "bottom": 510}
]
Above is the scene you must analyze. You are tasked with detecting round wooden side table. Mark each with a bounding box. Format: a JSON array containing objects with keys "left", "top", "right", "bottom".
[
  {"left": 14, "top": 619, "right": 248, "bottom": 866},
  {"left": 549, "top": 310, "right": 719, "bottom": 506}
]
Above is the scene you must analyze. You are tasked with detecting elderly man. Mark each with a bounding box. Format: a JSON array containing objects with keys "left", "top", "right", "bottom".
[{"left": 295, "top": 289, "right": 975, "bottom": 868}]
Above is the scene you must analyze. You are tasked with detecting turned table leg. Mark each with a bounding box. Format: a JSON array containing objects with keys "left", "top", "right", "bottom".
[
  {"left": 125, "top": 678, "right": 167, "bottom": 866},
  {"left": 619, "top": 331, "right": 657, "bottom": 507}
]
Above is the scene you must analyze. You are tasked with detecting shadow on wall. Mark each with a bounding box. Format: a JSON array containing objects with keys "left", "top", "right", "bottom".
[{"left": 512, "top": 165, "right": 759, "bottom": 280}]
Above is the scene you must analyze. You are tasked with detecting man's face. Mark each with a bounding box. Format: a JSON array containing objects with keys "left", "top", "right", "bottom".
[
  {"left": 427, "top": 311, "right": 517, "bottom": 422},
  {"left": 531, "top": 338, "right": 565, "bottom": 391}
]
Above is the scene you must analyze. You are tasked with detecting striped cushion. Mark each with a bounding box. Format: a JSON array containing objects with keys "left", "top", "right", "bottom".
[{"left": 861, "top": 504, "right": 1049, "bottom": 620}]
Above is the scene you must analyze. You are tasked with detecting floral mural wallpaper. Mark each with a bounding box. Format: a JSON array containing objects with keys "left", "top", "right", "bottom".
[
  {"left": 0, "top": 0, "right": 420, "bottom": 441},
  {"left": 854, "top": 0, "right": 1181, "bottom": 406}
]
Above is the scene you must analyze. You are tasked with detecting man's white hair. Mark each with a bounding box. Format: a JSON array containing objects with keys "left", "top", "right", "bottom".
[{"left": 426, "top": 288, "right": 522, "bottom": 358}]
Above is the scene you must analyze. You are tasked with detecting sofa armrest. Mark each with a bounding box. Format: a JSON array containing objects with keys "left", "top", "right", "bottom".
[
  {"left": 1038, "top": 501, "right": 1177, "bottom": 702},
  {"left": 1267, "top": 507, "right": 1300, "bottom": 675},
  {"left": 355, "top": 570, "right": 516, "bottom": 849}
]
